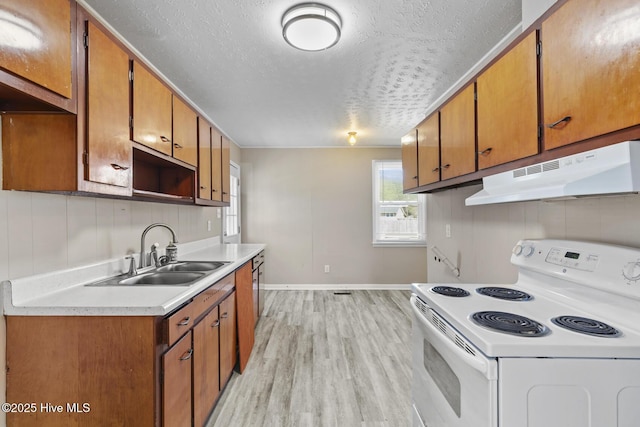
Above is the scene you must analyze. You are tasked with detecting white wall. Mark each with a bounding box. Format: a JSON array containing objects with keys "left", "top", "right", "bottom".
[
  {"left": 241, "top": 147, "right": 428, "bottom": 285},
  {"left": 522, "top": 0, "right": 558, "bottom": 29},
  {"left": 427, "top": 185, "right": 640, "bottom": 284}
]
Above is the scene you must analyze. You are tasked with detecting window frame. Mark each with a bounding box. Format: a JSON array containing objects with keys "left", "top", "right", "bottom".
[{"left": 372, "top": 160, "right": 427, "bottom": 247}]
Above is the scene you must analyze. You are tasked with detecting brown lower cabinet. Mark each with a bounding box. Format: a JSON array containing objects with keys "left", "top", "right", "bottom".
[{"left": 6, "top": 273, "right": 240, "bottom": 427}]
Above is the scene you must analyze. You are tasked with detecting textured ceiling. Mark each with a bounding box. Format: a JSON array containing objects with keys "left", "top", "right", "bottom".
[{"left": 81, "top": 0, "right": 521, "bottom": 147}]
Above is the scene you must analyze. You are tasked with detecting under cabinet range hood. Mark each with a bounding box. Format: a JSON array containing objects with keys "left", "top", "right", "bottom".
[{"left": 465, "top": 140, "right": 640, "bottom": 206}]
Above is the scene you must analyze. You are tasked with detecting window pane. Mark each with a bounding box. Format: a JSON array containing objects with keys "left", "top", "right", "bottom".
[{"left": 373, "top": 160, "right": 426, "bottom": 245}]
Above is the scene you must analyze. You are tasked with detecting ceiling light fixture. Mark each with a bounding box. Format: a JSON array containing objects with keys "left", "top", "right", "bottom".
[
  {"left": 347, "top": 131, "right": 357, "bottom": 146},
  {"left": 282, "top": 3, "right": 342, "bottom": 51}
]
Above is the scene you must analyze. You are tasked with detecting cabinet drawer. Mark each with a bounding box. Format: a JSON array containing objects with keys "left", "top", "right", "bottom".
[
  {"left": 166, "top": 302, "right": 196, "bottom": 347},
  {"left": 191, "top": 273, "right": 233, "bottom": 321},
  {"left": 252, "top": 251, "right": 265, "bottom": 270}
]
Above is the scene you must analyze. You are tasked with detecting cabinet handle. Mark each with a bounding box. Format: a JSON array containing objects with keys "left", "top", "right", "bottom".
[
  {"left": 478, "top": 147, "right": 493, "bottom": 156},
  {"left": 174, "top": 143, "right": 183, "bottom": 149},
  {"left": 212, "top": 188, "right": 217, "bottom": 192},
  {"left": 258, "top": 272, "right": 263, "bottom": 276},
  {"left": 431, "top": 167, "right": 440, "bottom": 172},
  {"left": 412, "top": 175, "right": 418, "bottom": 180},
  {"left": 179, "top": 348, "right": 193, "bottom": 361},
  {"left": 200, "top": 185, "right": 208, "bottom": 190},
  {"left": 222, "top": 192, "right": 228, "bottom": 195},
  {"left": 221, "top": 312, "right": 228, "bottom": 319},
  {"left": 547, "top": 116, "right": 572, "bottom": 129},
  {"left": 177, "top": 316, "right": 190, "bottom": 326},
  {"left": 442, "top": 164, "right": 451, "bottom": 169},
  {"left": 212, "top": 320, "right": 220, "bottom": 328},
  {"left": 160, "top": 135, "right": 171, "bottom": 142},
  {"left": 110, "top": 163, "right": 130, "bottom": 171}
]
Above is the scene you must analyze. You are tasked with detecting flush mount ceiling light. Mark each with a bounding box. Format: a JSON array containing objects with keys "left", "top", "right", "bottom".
[
  {"left": 282, "top": 3, "right": 342, "bottom": 51},
  {"left": 347, "top": 131, "right": 357, "bottom": 146}
]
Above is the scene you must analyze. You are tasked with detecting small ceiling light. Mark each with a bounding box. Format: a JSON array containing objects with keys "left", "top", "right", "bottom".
[
  {"left": 347, "top": 131, "right": 357, "bottom": 146},
  {"left": 282, "top": 3, "right": 342, "bottom": 51}
]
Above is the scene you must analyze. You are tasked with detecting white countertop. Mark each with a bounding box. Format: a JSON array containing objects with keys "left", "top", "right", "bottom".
[{"left": 2, "top": 238, "right": 265, "bottom": 316}]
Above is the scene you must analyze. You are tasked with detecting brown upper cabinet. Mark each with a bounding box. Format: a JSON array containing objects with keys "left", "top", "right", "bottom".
[
  {"left": 542, "top": 0, "right": 640, "bottom": 150},
  {"left": 417, "top": 113, "right": 440, "bottom": 186},
  {"left": 198, "top": 118, "right": 213, "bottom": 200},
  {"left": 0, "top": 0, "right": 75, "bottom": 112},
  {"left": 401, "top": 129, "right": 418, "bottom": 191},
  {"left": 477, "top": 31, "right": 539, "bottom": 169},
  {"left": 440, "top": 84, "right": 476, "bottom": 180},
  {"left": 211, "top": 127, "right": 224, "bottom": 202},
  {"left": 132, "top": 61, "right": 173, "bottom": 156},
  {"left": 172, "top": 96, "right": 198, "bottom": 166},
  {"left": 2, "top": 16, "right": 131, "bottom": 196},
  {"left": 221, "top": 135, "right": 231, "bottom": 203},
  {"left": 85, "top": 21, "right": 131, "bottom": 189}
]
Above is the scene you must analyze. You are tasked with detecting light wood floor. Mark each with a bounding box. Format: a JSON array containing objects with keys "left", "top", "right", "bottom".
[{"left": 207, "top": 290, "right": 413, "bottom": 427}]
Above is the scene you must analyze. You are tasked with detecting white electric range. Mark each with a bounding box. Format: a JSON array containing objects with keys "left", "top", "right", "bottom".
[{"left": 410, "top": 239, "right": 640, "bottom": 427}]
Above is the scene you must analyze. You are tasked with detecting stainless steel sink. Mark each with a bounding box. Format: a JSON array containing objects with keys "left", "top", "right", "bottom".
[
  {"left": 118, "top": 271, "right": 205, "bottom": 286},
  {"left": 155, "top": 261, "right": 230, "bottom": 273}
]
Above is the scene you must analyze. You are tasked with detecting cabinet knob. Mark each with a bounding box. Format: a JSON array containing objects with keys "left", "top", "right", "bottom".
[
  {"left": 431, "top": 167, "right": 440, "bottom": 172},
  {"left": 547, "top": 116, "right": 572, "bottom": 129},
  {"left": 211, "top": 320, "right": 220, "bottom": 328},
  {"left": 442, "top": 164, "right": 451, "bottom": 169},
  {"left": 412, "top": 175, "right": 418, "bottom": 180},
  {"left": 221, "top": 312, "right": 228, "bottom": 319},
  {"left": 110, "top": 163, "right": 130, "bottom": 171},
  {"left": 200, "top": 185, "right": 208, "bottom": 189},
  {"left": 212, "top": 188, "right": 218, "bottom": 192},
  {"left": 160, "top": 135, "right": 171, "bottom": 142},
  {"left": 478, "top": 147, "right": 493, "bottom": 156},
  {"left": 174, "top": 143, "right": 183, "bottom": 149},
  {"left": 177, "top": 316, "right": 190, "bottom": 326},
  {"left": 179, "top": 348, "right": 193, "bottom": 361}
]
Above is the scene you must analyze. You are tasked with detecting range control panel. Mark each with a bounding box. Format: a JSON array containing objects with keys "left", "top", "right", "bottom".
[
  {"left": 545, "top": 248, "right": 599, "bottom": 272},
  {"left": 511, "top": 239, "right": 640, "bottom": 292}
]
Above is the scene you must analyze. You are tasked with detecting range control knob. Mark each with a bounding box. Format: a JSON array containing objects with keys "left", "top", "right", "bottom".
[
  {"left": 522, "top": 245, "right": 535, "bottom": 257},
  {"left": 512, "top": 245, "right": 523, "bottom": 256},
  {"left": 623, "top": 261, "right": 640, "bottom": 281}
]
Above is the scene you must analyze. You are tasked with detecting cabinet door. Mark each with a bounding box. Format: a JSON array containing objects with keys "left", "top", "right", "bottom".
[
  {"left": 0, "top": 0, "right": 72, "bottom": 98},
  {"left": 173, "top": 96, "right": 198, "bottom": 166},
  {"left": 162, "top": 331, "right": 192, "bottom": 427},
  {"left": 235, "top": 262, "right": 255, "bottom": 373},
  {"left": 542, "top": 0, "right": 640, "bottom": 149},
  {"left": 252, "top": 267, "right": 259, "bottom": 326},
  {"left": 417, "top": 114, "right": 440, "bottom": 186},
  {"left": 85, "top": 21, "right": 131, "bottom": 187},
  {"left": 401, "top": 130, "right": 418, "bottom": 191},
  {"left": 211, "top": 127, "right": 223, "bottom": 202},
  {"left": 219, "top": 291, "right": 237, "bottom": 388},
  {"left": 477, "top": 31, "right": 538, "bottom": 168},
  {"left": 193, "top": 307, "right": 220, "bottom": 427},
  {"left": 257, "top": 264, "right": 265, "bottom": 317},
  {"left": 221, "top": 135, "right": 231, "bottom": 203},
  {"left": 198, "top": 118, "right": 212, "bottom": 199},
  {"left": 132, "top": 61, "right": 172, "bottom": 155},
  {"left": 440, "top": 84, "right": 476, "bottom": 180}
]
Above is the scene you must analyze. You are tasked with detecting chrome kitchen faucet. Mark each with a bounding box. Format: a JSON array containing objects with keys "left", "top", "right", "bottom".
[{"left": 139, "top": 223, "right": 179, "bottom": 268}]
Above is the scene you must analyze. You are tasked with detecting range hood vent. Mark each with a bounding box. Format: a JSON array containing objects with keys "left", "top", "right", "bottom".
[{"left": 465, "top": 141, "right": 640, "bottom": 206}]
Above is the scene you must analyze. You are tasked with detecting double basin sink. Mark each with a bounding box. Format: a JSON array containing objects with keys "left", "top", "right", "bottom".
[{"left": 87, "top": 261, "right": 230, "bottom": 287}]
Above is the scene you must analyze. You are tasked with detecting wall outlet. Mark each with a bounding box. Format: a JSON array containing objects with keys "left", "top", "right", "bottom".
[
  {"left": 445, "top": 224, "right": 451, "bottom": 238},
  {"left": 207, "top": 220, "right": 211, "bottom": 231},
  {"left": 324, "top": 265, "right": 330, "bottom": 273}
]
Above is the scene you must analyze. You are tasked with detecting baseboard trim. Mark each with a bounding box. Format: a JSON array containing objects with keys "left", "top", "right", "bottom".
[{"left": 263, "top": 283, "right": 411, "bottom": 291}]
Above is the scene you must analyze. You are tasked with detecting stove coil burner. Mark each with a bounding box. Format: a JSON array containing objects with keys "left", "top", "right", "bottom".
[
  {"left": 472, "top": 311, "right": 549, "bottom": 337},
  {"left": 431, "top": 286, "right": 470, "bottom": 297},
  {"left": 551, "top": 315, "right": 621, "bottom": 338},
  {"left": 476, "top": 286, "right": 533, "bottom": 301}
]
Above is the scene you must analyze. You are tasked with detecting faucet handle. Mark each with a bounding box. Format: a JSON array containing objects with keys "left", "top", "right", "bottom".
[{"left": 125, "top": 256, "right": 137, "bottom": 277}]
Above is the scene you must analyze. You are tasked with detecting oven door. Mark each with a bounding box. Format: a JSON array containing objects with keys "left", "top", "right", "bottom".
[{"left": 411, "top": 295, "right": 498, "bottom": 427}]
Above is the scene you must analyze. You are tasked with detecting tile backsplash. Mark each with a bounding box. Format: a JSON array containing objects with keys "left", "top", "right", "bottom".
[
  {"left": 0, "top": 190, "right": 222, "bottom": 281},
  {"left": 426, "top": 184, "right": 640, "bottom": 284}
]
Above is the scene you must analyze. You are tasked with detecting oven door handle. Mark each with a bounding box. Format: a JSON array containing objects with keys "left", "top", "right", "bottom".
[{"left": 411, "top": 296, "right": 496, "bottom": 380}]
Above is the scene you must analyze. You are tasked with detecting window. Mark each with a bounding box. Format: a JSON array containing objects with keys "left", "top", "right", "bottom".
[
  {"left": 372, "top": 160, "right": 426, "bottom": 246},
  {"left": 223, "top": 162, "right": 241, "bottom": 243}
]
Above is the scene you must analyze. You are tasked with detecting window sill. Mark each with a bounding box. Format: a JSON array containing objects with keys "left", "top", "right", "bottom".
[{"left": 372, "top": 241, "right": 427, "bottom": 248}]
